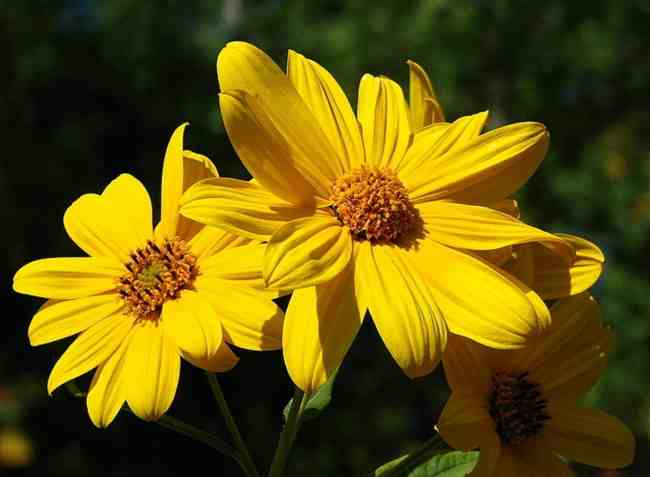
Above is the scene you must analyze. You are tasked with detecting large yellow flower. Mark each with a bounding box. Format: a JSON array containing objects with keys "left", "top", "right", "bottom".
[
  {"left": 13, "top": 124, "right": 283, "bottom": 427},
  {"left": 180, "top": 42, "right": 574, "bottom": 392},
  {"left": 437, "top": 293, "right": 635, "bottom": 476}
]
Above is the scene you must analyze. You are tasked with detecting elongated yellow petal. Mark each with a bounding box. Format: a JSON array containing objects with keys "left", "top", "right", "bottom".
[
  {"left": 162, "top": 290, "right": 223, "bottom": 361},
  {"left": 14, "top": 257, "right": 122, "bottom": 299},
  {"left": 47, "top": 314, "right": 132, "bottom": 394},
  {"left": 283, "top": 259, "right": 362, "bottom": 392},
  {"left": 359, "top": 244, "right": 447, "bottom": 377},
  {"left": 264, "top": 216, "right": 352, "bottom": 289},
  {"left": 399, "top": 112, "right": 487, "bottom": 179},
  {"left": 468, "top": 432, "right": 502, "bottom": 477},
  {"left": 180, "top": 177, "right": 313, "bottom": 241},
  {"left": 443, "top": 333, "right": 492, "bottom": 395},
  {"left": 181, "top": 342, "right": 239, "bottom": 373},
  {"left": 64, "top": 193, "right": 145, "bottom": 261},
  {"left": 546, "top": 404, "right": 635, "bottom": 469},
  {"left": 218, "top": 42, "right": 341, "bottom": 188},
  {"left": 414, "top": 240, "right": 550, "bottom": 349},
  {"left": 419, "top": 201, "right": 574, "bottom": 262},
  {"left": 86, "top": 331, "right": 133, "bottom": 427},
  {"left": 407, "top": 60, "right": 445, "bottom": 129},
  {"left": 197, "top": 287, "right": 283, "bottom": 351},
  {"left": 188, "top": 224, "right": 251, "bottom": 261},
  {"left": 287, "top": 50, "right": 364, "bottom": 170},
  {"left": 528, "top": 234, "right": 604, "bottom": 300},
  {"left": 437, "top": 392, "right": 495, "bottom": 451},
  {"left": 29, "top": 295, "right": 124, "bottom": 346},
  {"left": 358, "top": 74, "right": 412, "bottom": 170},
  {"left": 405, "top": 122, "right": 549, "bottom": 204},
  {"left": 158, "top": 123, "right": 188, "bottom": 240},
  {"left": 101, "top": 174, "right": 153, "bottom": 247},
  {"left": 125, "top": 321, "right": 180, "bottom": 421},
  {"left": 196, "top": 243, "right": 285, "bottom": 299}
]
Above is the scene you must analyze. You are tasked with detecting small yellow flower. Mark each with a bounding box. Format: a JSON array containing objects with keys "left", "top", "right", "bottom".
[
  {"left": 13, "top": 124, "right": 283, "bottom": 427},
  {"left": 438, "top": 293, "right": 635, "bottom": 476},
  {"left": 180, "top": 42, "right": 574, "bottom": 393}
]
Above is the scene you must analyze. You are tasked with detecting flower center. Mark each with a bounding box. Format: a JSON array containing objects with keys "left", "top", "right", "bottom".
[
  {"left": 488, "top": 371, "right": 550, "bottom": 446},
  {"left": 330, "top": 166, "right": 418, "bottom": 243},
  {"left": 117, "top": 237, "right": 198, "bottom": 320}
]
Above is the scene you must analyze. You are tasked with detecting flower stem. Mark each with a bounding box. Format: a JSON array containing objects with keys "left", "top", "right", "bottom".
[
  {"left": 207, "top": 372, "right": 261, "bottom": 477},
  {"left": 267, "top": 387, "right": 308, "bottom": 477},
  {"left": 374, "top": 433, "right": 449, "bottom": 477}
]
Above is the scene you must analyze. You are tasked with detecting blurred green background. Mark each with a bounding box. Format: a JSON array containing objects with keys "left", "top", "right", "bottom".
[{"left": 2, "top": 0, "right": 649, "bottom": 475}]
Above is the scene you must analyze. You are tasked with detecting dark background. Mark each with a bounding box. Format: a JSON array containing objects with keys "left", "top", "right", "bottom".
[{"left": 2, "top": 1, "right": 649, "bottom": 475}]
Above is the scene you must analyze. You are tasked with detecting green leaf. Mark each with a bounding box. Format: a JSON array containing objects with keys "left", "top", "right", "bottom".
[
  {"left": 374, "top": 450, "right": 479, "bottom": 477},
  {"left": 283, "top": 368, "right": 339, "bottom": 422}
]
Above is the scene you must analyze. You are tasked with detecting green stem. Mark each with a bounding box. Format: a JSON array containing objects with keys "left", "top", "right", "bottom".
[
  {"left": 267, "top": 387, "right": 307, "bottom": 477},
  {"left": 122, "top": 408, "right": 238, "bottom": 462},
  {"left": 207, "top": 373, "right": 261, "bottom": 477},
  {"left": 374, "top": 433, "right": 449, "bottom": 477}
]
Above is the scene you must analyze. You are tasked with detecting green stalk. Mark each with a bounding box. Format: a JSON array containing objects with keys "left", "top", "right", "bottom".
[
  {"left": 267, "top": 387, "right": 308, "bottom": 477},
  {"left": 374, "top": 433, "right": 449, "bottom": 477},
  {"left": 207, "top": 373, "right": 261, "bottom": 477}
]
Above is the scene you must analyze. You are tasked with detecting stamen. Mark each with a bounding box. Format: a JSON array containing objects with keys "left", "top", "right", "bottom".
[
  {"left": 330, "top": 166, "right": 418, "bottom": 243},
  {"left": 488, "top": 371, "right": 550, "bottom": 446},
  {"left": 117, "top": 238, "right": 198, "bottom": 320}
]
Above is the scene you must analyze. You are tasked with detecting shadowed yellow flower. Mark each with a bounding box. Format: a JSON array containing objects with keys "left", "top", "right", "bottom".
[
  {"left": 13, "top": 124, "right": 283, "bottom": 427},
  {"left": 180, "top": 42, "right": 574, "bottom": 393},
  {"left": 438, "top": 293, "right": 635, "bottom": 476}
]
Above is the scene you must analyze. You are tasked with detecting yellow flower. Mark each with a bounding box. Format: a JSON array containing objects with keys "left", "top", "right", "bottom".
[
  {"left": 13, "top": 124, "right": 283, "bottom": 427},
  {"left": 180, "top": 42, "right": 574, "bottom": 392},
  {"left": 438, "top": 293, "right": 635, "bottom": 476}
]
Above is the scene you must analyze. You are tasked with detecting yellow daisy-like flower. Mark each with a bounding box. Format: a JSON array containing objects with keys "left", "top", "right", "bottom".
[
  {"left": 13, "top": 124, "right": 283, "bottom": 427},
  {"left": 180, "top": 42, "right": 574, "bottom": 392},
  {"left": 438, "top": 293, "right": 635, "bottom": 476}
]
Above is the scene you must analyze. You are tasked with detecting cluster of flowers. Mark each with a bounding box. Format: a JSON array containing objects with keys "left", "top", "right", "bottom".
[{"left": 13, "top": 42, "right": 635, "bottom": 475}]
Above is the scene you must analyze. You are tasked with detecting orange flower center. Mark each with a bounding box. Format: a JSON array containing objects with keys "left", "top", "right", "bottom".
[
  {"left": 330, "top": 166, "right": 418, "bottom": 243},
  {"left": 488, "top": 371, "right": 550, "bottom": 446},
  {"left": 117, "top": 238, "right": 198, "bottom": 320}
]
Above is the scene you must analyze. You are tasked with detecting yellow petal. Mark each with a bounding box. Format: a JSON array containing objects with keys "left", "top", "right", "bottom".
[
  {"left": 529, "top": 234, "right": 604, "bottom": 300},
  {"left": 437, "top": 392, "right": 495, "bottom": 451},
  {"left": 468, "top": 431, "right": 502, "bottom": 477},
  {"left": 47, "top": 314, "right": 132, "bottom": 394},
  {"left": 527, "top": 294, "right": 610, "bottom": 400},
  {"left": 162, "top": 290, "right": 223, "bottom": 361},
  {"left": 283, "top": 260, "right": 362, "bottom": 392},
  {"left": 442, "top": 333, "right": 492, "bottom": 395},
  {"left": 399, "top": 112, "right": 487, "bottom": 179},
  {"left": 198, "top": 287, "right": 283, "bottom": 351},
  {"left": 287, "top": 50, "right": 364, "bottom": 170},
  {"left": 29, "top": 295, "right": 124, "bottom": 346},
  {"left": 405, "top": 122, "right": 549, "bottom": 204},
  {"left": 414, "top": 240, "right": 550, "bottom": 349},
  {"left": 63, "top": 193, "right": 146, "bottom": 261},
  {"left": 125, "top": 320, "right": 180, "bottom": 421},
  {"left": 13, "top": 257, "right": 122, "bottom": 299},
  {"left": 196, "top": 243, "right": 285, "bottom": 299},
  {"left": 176, "top": 150, "right": 221, "bottom": 241},
  {"left": 407, "top": 60, "right": 445, "bottom": 129},
  {"left": 419, "top": 201, "right": 574, "bottom": 262},
  {"left": 218, "top": 42, "right": 340, "bottom": 193},
  {"left": 86, "top": 330, "right": 134, "bottom": 427},
  {"left": 180, "top": 177, "right": 313, "bottom": 241},
  {"left": 181, "top": 342, "right": 239, "bottom": 373},
  {"left": 357, "top": 74, "right": 412, "bottom": 170},
  {"left": 158, "top": 123, "right": 188, "bottom": 240},
  {"left": 359, "top": 244, "right": 447, "bottom": 377},
  {"left": 546, "top": 404, "right": 635, "bottom": 469},
  {"left": 188, "top": 224, "right": 252, "bottom": 261},
  {"left": 264, "top": 216, "right": 352, "bottom": 289},
  {"left": 101, "top": 174, "right": 153, "bottom": 248}
]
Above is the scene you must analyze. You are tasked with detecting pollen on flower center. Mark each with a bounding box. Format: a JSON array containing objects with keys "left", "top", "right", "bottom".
[
  {"left": 117, "top": 237, "right": 198, "bottom": 320},
  {"left": 330, "top": 166, "right": 418, "bottom": 243},
  {"left": 488, "top": 371, "right": 550, "bottom": 446}
]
